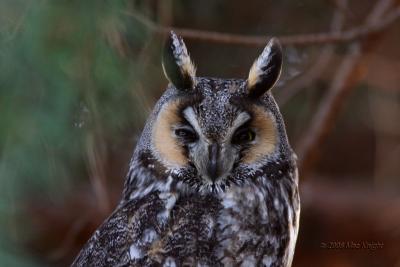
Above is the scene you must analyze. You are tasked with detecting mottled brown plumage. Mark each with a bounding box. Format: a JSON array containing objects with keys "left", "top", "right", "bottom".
[{"left": 72, "top": 31, "right": 300, "bottom": 267}]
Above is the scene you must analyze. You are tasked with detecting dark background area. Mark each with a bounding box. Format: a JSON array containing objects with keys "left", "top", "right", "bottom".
[{"left": 0, "top": 0, "right": 399, "bottom": 266}]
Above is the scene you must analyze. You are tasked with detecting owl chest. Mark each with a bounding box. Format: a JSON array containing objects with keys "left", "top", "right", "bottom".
[{"left": 215, "top": 183, "right": 295, "bottom": 266}]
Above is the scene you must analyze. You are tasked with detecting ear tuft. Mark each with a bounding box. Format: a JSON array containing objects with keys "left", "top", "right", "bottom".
[
  {"left": 162, "top": 31, "right": 196, "bottom": 91},
  {"left": 247, "top": 38, "right": 282, "bottom": 98}
]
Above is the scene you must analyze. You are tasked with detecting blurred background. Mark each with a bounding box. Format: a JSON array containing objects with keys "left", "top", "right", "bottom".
[{"left": 0, "top": 0, "right": 399, "bottom": 266}]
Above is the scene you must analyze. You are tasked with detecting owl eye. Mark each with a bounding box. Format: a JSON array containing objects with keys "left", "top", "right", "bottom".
[
  {"left": 175, "top": 127, "right": 198, "bottom": 143},
  {"left": 232, "top": 128, "right": 256, "bottom": 144}
]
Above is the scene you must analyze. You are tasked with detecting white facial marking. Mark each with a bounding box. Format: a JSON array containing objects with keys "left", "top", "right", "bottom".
[
  {"left": 223, "top": 111, "right": 251, "bottom": 142},
  {"left": 231, "top": 112, "right": 251, "bottom": 132},
  {"left": 183, "top": 107, "right": 203, "bottom": 137}
]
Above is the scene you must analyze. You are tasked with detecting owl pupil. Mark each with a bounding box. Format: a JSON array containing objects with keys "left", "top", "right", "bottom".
[
  {"left": 232, "top": 128, "right": 256, "bottom": 144},
  {"left": 175, "top": 128, "right": 197, "bottom": 143}
]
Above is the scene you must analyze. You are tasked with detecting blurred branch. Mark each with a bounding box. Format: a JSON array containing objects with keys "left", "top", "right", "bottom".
[
  {"left": 297, "top": 43, "right": 362, "bottom": 176},
  {"left": 297, "top": 0, "right": 398, "bottom": 177},
  {"left": 3, "top": 0, "right": 34, "bottom": 42},
  {"left": 48, "top": 212, "right": 92, "bottom": 261},
  {"left": 123, "top": 6, "right": 400, "bottom": 46},
  {"left": 157, "top": 0, "right": 173, "bottom": 26},
  {"left": 329, "top": 0, "right": 351, "bottom": 16},
  {"left": 82, "top": 51, "right": 111, "bottom": 215},
  {"left": 277, "top": 0, "right": 348, "bottom": 105},
  {"left": 86, "top": 133, "right": 110, "bottom": 215}
]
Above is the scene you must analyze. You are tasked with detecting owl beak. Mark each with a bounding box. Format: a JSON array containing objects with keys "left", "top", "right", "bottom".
[{"left": 207, "top": 143, "right": 219, "bottom": 182}]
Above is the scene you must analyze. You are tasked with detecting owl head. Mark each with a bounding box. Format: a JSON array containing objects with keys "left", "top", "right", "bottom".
[{"left": 132, "top": 31, "right": 293, "bottom": 194}]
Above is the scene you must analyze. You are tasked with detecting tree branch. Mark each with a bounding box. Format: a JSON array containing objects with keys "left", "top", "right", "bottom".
[
  {"left": 297, "top": 0, "right": 398, "bottom": 177},
  {"left": 277, "top": 0, "right": 348, "bottom": 105},
  {"left": 123, "top": 6, "right": 400, "bottom": 46}
]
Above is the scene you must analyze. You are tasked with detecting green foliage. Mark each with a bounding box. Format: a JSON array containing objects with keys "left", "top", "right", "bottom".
[{"left": 0, "top": 0, "right": 149, "bottom": 264}]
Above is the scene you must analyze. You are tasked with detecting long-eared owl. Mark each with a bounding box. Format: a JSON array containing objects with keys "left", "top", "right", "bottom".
[{"left": 72, "top": 31, "right": 300, "bottom": 267}]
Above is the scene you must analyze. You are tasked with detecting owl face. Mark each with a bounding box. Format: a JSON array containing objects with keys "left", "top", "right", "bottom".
[{"left": 149, "top": 32, "right": 286, "bottom": 193}]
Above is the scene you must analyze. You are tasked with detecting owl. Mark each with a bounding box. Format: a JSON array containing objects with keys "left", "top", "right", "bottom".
[{"left": 72, "top": 31, "right": 300, "bottom": 267}]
